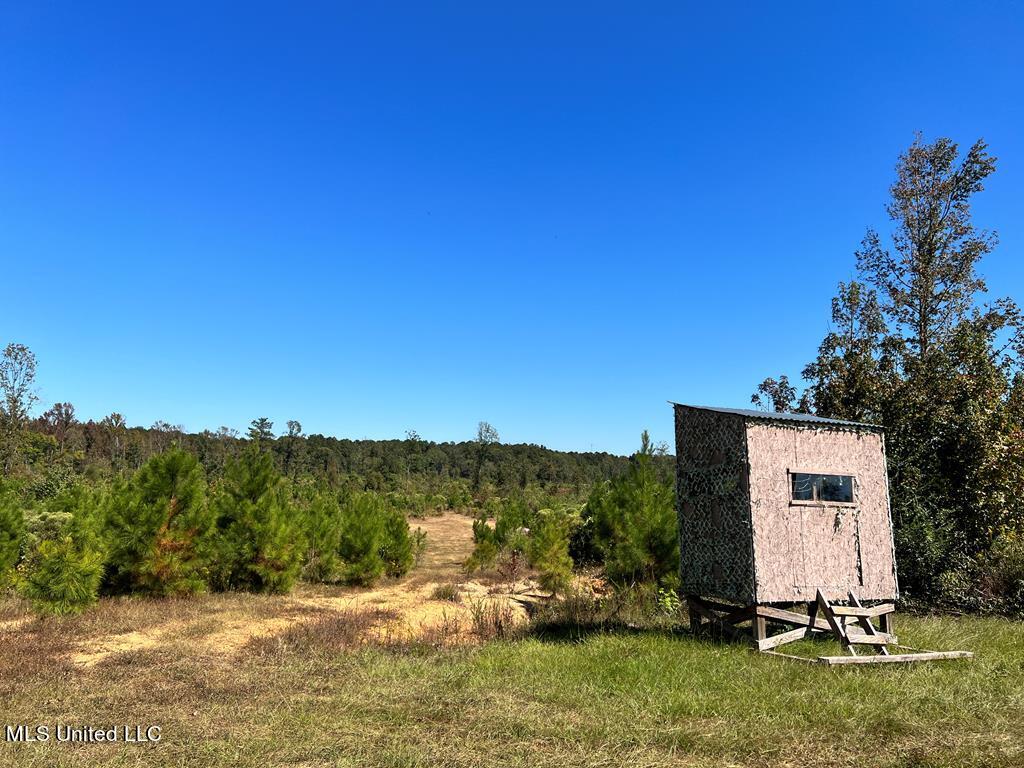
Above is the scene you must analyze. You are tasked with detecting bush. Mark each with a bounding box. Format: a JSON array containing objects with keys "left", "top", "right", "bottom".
[
  {"left": 411, "top": 526, "right": 428, "bottom": 564},
  {"left": 431, "top": 583, "right": 460, "bottom": 602},
  {"left": 315, "top": 492, "right": 420, "bottom": 586},
  {"left": 464, "top": 537, "right": 498, "bottom": 573},
  {"left": 445, "top": 481, "right": 473, "bottom": 510},
  {"left": 210, "top": 447, "right": 303, "bottom": 594},
  {"left": 104, "top": 448, "right": 213, "bottom": 596},
  {"left": 893, "top": 492, "right": 953, "bottom": 602},
  {"left": 0, "top": 489, "right": 24, "bottom": 586},
  {"left": 983, "top": 531, "right": 1024, "bottom": 616}
]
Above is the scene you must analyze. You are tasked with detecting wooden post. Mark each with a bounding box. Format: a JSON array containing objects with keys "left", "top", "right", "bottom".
[
  {"left": 753, "top": 615, "right": 767, "bottom": 644},
  {"left": 687, "top": 596, "right": 703, "bottom": 635},
  {"left": 878, "top": 610, "right": 892, "bottom": 636},
  {"left": 806, "top": 600, "right": 818, "bottom": 637}
]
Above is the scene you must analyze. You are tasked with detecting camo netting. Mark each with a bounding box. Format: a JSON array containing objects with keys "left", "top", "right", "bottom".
[{"left": 674, "top": 406, "right": 755, "bottom": 604}]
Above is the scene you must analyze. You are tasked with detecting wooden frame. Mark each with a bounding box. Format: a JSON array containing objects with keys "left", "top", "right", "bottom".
[
  {"left": 686, "top": 591, "right": 972, "bottom": 666},
  {"left": 787, "top": 469, "right": 859, "bottom": 507}
]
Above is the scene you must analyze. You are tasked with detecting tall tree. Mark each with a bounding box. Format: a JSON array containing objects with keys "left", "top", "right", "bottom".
[
  {"left": 750, "top": 375, "right": 800, "bottom": 413},
  {"left": 101, "top": 412, "right": 127, "bottom": 465},
  {"left": 282, "top": 420, "right": 304, "bottom": 478},
  {"left": 472, "top": 421, "right": 500, "bottom": 490},
  {"left": 856, "top": 136, "right": 997, "bottom": 361},
  {"left": 0, "top": 343, "right": 38, "bottom": 472},
  {"left": 248, "top": 417, "right": 275, "bottom": 444},
  {"left": 41, "top": 402, "right": 77, "bottom": 452},
  {"left": 753, "top": 136, "right": 1022, "bottom": 600}
]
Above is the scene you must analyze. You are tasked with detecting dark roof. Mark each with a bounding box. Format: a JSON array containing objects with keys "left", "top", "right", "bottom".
[{"left": 669, "top": 403, "right": 882, "bottom": 431}]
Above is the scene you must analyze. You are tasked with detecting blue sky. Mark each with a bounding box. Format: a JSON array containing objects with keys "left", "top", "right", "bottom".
[{"left": 1, "top": 3, "right": 1022, "bottom": 455}]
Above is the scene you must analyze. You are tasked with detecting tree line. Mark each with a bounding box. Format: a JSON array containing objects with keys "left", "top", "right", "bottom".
[
  {"left": 5, "top": 391, "right": 648, "bottom": 502},
  {"left": 0, "top": 345, "right": 672, "bottom": 614}
]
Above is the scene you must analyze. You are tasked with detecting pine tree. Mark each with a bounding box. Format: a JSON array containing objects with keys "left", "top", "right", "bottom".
[
  {"left": 19, "top": 486, "right": 106, "bottom": 614},
  {"left": 337, "top": 493, "right": 386, "bottom": 586},
  {"left": 210, "top": 446, "right": 302, "bottom": 593},
  {"left": 299, "top": 491, "right": 344, "bottom": 582},
  {"left": 21, "top": 537, "right": 104, "bottom": 615},
  {"left": 379, "top": 507, "right": 414, "bottom": 578},
  {"left": 587, "top": 431, "right": 678, "bottom": 587},
  {"left": 529, "top": 509, "right": 574, "bottom": 595},
  {"left": 105, "top": 448, "right": 213, "bottom": 596}
]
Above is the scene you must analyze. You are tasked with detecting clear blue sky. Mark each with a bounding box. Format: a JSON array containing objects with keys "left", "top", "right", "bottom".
[{"left": 1, "top": 3, "right": 1022, "bottom": 455}]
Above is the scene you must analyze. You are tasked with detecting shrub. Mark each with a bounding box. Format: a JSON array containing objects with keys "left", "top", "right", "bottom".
[
  {"left": 468, "top": 599, "right": 519, "bottom": 640},
  {"left": 893, "top": 492, "right": 953, "bottom": 602},
  {"left": 464, "top": 538, "right": 498, "bottom": 573},
  {"left": 444, "top": 481, "right": 473, "bottom": 510},
  {"left": 0, "top": 489, "right": 24, "bottom": 586},
  {"left": 656, "top": 587, "right": 682, "bottom": 615},
  {"left": 465, "top": 497, "right": 530, "bottom": 573},
  {"left": 104, "top": 448, "right": 213, "bottom": 596},
  {"left": 210, "top": 446, "right": 303, "bottom": 594},
  {"left": 411, "top": 526, "right": 428, "bottom": 565},
  {"left": 983, "top": 531, "right": 1024, "bottom": 616},
  {"left": 431, "top": 583, "right": 460, "bottom": 602},
  {"left": 324, "top": 492, "right": 419, "bottom": 586}
]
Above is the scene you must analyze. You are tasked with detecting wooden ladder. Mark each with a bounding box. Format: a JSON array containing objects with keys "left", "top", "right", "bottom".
[
  {"left": 815, "top": 589, "right": 895, "bottom": 657},
  {"left": 809, "top": 589, "right": 972, "bottom": 665}
]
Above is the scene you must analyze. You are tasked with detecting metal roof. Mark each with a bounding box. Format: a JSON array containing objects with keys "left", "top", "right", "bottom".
[{"left": 669, "top": 403, "right": 882, "bottom": 431}]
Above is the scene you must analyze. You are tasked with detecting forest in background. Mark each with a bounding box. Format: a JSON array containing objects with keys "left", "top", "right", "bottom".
[
  {"left": 8, "top": 406, "right": 648, "bottom": 501},
  {"left": 0, "top": 340, "right": 675, "bottom": 614}
]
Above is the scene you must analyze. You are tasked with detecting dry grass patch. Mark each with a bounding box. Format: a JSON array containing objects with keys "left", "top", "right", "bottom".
[{"left": 243, "top": 608, "right": 401, "bottom": 656}]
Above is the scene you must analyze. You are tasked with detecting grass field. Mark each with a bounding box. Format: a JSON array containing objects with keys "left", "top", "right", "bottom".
[{"left": 1, "top": 515, "right": 1022, "bottom": 768}]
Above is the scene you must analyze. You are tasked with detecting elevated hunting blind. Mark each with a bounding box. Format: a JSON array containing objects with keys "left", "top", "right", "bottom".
[{"left": 672, "top": 403, "right": 971, "bottom": 665}]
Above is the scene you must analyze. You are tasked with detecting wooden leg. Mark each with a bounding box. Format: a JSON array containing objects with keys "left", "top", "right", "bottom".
[
  {"left": 687, "top": 597, "right": 703, "bottom": 635},
  {"left": 753, "top": 615, "right": 767, "bottom": 644},
  {"left": 878, "top": 611, "right": 892, "bottom": 636},
  {"left": 806, "top": 600, "right": 818, "bottom": 636}
]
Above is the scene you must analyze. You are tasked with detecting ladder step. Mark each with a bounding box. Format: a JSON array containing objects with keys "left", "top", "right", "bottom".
[
  {"left": 847, "top": 633, "right": 897, "bottom": 645},
  {"left": 831, "top": 604, "right": 895, "bottom": 618}
]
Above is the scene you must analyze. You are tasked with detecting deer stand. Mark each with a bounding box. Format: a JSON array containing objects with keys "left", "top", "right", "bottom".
[{"left": 687, "top": 591, "right": 972, "bottom": 666}]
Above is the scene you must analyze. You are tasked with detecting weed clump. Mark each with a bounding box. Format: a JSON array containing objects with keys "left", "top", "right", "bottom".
[{"left": 431, "top": 583, "right": 461, "bottom": 602}]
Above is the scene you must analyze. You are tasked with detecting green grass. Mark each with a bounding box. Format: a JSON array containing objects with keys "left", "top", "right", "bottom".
[{"left": 1, "top": 605, "right": 1022, "bottom": 767}]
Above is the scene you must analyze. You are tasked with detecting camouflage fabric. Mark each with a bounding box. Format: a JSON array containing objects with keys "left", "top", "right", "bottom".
[{"left": 674, "top": 406, "right": 755, "bottom": 603}]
